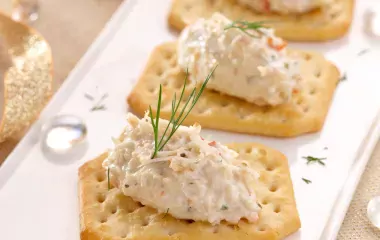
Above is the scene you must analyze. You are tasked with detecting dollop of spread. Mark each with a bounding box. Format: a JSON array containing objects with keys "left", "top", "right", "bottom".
[
  {"left": 237, "top": 0, "right": 329, "bottom": 14},
  {"left": 103, "top": 113, "right": 261, "bottom": 225},
  {"left": 177, "top": 13, "right": 300, "bottom": 106}
]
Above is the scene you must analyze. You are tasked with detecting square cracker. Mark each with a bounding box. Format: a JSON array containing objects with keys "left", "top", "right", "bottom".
[
  {"left": 79, "top": 143, "right": 300, "bottom": 240},
  {"left": 127, "top": 42, "right": 339, "bottom": 137},
  {"left": 168, "top": 0, "right": 354, "bottom": 41}
]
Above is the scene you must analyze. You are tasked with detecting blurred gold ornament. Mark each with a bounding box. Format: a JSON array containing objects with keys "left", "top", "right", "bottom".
[{"left": 0, "top": 11, "right": 53, "bottom": 143}]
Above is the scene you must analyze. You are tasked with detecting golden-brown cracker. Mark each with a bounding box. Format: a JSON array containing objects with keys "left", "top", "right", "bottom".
[
  {"left": 127, "top": 42, "right": 339, "bottom": 137},
  {"left": 168, "top": 0, "right": 354, "bottom": 42},
  {"left": 79, "top": 143, "right": 300, "bottom": 240}
]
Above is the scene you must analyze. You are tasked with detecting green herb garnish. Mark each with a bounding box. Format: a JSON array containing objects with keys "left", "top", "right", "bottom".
[
  {"left": 303, "top": 156, "right": 326, "bottom": 166},
  {"left": 87, "top": 93, "right": 109, "bottom": 111},
  {"left": 107, "top": 167, "right": 110, "bottom": 190},
  {"left": 224, "top": 20, "right": 268, "bottom": 37},
  {"left": 149, "top": 66, "right": 217, "bottom": 159},
  {"left": 302, "top": 178, "right": 312, "bottom": 184},
  {"left": 221, "top": 205, "right": 229, "bottom": 210}
]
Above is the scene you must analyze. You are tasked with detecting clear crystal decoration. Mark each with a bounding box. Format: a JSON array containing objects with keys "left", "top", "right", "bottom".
[
  {"left": 364, "top": 5, "right": 380, "bottom": 38},
  {"left": 11, "top": 0, "right": 39, "bottom": 23},
  {"left": 367, "top": 196, "right": 380, "bottom": 228},
  {"left": 41, "top": 115, "right": 87, "bottom": 154}
]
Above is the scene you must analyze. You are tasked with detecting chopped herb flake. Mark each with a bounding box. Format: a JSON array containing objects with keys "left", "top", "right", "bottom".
[
  {"left": 303, "top": 156, "right": 326, "bottom": 166},
  {"left": 90, "top": 105, "right": 107, "bottom": 111},
  {"left": 221, "top": 205, "right": 229, "bottom": 210},
  {"left": 302, "top": 178, "right": 312, "bottom": 184},
  {"left": 339, "top": 73, "right": 347, "bottom": 82},
  {"left": 162, "top": 208, "right": 169, "bottom": 218}
]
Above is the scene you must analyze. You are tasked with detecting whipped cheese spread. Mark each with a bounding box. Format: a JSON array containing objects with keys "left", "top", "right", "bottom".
[
  {"left": 177, "top": 13, "right": 300, "bottom": 106},
  {"left": 237, "top": 0, "right": 328, "bottom": 14},
  {"left": 103, "top": 113, "right": 261, "bottom": 225}
]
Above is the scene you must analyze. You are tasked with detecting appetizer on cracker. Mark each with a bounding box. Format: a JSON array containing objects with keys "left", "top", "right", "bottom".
[
  {"left": 79, "top": 72, "right": 300, "bottom": 239},
  {"left": 168, "top": 0, "right": 354, "bottom": 41},
  {"left": 128, "top": 13, "right": 339, "bottom": 137}
]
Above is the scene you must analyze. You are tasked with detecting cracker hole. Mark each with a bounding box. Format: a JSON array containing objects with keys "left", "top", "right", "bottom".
[
  {"left": 163, "top": 52, "right": 172, "bottom": 60},
  {"left": 148, "top": 86, "right": 156, "bottom": 94},
  {"left": 169, "top": 57, "right": 177, "bottom": 67},
  {"left": 110, "top": 207, "right": 117, "bottom": 214},
  {"left": 185, "top": 220, "right": 195, "bottom": 224},
  {"left": 303, "top": 106, "right": 310, "bottom": 113},
  {"left": 309, "top": 88, "right": 316, "bottom": 95},
  {"left": 258, "top": 149, "right": 267, "bottom": 156},
  {"left": 330, "top": 12, "right": 340, "bottom": 20},
  {"left": 314, "top": 70, "right": 321, "bottom": 78},
  {"left": 142, "top": 219, "right": 150, "bottom": 227},
  {"left": 184, "top": 4, "right": 192, "bottom": 10},
  {"left": 274, "top": 206, "right": 281, "bottom": 213},
  {"left": 239, "top": 111, "right": 251, "bottom": 120},
  {"left": 97, "top": 194, "right": 106, "bottom": 203},
  {"left": 303, "top": 54, "right": 312, "bottom": 61},
  {"left": 261, "top": 199, "right": 269, "bottom": 205},
  {"left": 245, "top": 148, "right": 252, "bottom": 153},
  {"left": 226, "top": 224, "right": 237, "bottom": 230},
  {"left": 258, "top": 226, "right": 267, "bottom": 232},
  {"left": 269, "top": 185, "right": 278, "bottom": 192},
  {"left": 96, "top": 173, "right": 105, "bottom": 182},
  {"left": 196, "top": 104, "right": 208, "bottom": 115},
  {"left": 156, "top": 68, "right": 164, "bottom": 77},
  {"left": 220, "top": 101, "right": 229, "bottom": 107},
  {"left": 266, "top": 165, "right": 275, "bottom": 171},
  {"left": 99, "top": 216, "right": 107, "bottom": 224},
  {"left": 261, "top": 106, "right": 271, "bottom": 114},
  {"left": 172, "top": 79, "right": 185, "bottom": 90},
  {"left": 162, "top": 80, "right": 169, "bottom": 87},
  {"left": 296, "top": 98, "right": 303, "bottom": 105}
]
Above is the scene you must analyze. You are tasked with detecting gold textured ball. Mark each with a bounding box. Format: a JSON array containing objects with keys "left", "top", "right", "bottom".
[{"left": 0, "top": 12, "right": 53, "bottom": 143}]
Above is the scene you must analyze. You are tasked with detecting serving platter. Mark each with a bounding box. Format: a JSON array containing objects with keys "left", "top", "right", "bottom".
[{"left": 0, "top": 0, "right": 380, "bottom": 239}]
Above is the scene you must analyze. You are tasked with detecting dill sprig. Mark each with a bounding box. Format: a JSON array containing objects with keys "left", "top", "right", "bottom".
[
  {"left": 224, "top": 20, "right": 269, "bottom": 37},
  {"left": 149, "top": 66, "right": 217, "bottom": 159},
  {"left": 303, "top": 156, "right": 326, "bottom": 166}
]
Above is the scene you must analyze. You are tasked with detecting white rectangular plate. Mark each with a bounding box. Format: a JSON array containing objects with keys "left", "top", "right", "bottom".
[{"left": 0, "top": 0, "right": 380, "bottom": 240}]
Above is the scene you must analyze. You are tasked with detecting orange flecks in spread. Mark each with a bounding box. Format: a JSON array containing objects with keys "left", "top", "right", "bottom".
[{"left": 267, "top": 37, "right": 287, "bottom": 51}]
